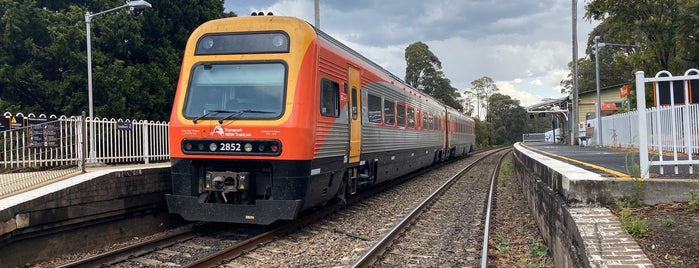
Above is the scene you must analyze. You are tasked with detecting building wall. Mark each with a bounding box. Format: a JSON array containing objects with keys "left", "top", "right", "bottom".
[{"left": 577, "top": 88, "right": 629, "bottom": 125}]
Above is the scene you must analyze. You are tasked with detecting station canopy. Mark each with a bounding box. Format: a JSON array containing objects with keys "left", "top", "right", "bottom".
[{"left": 526, "top": 96, "right": 570, "bottom": 120}]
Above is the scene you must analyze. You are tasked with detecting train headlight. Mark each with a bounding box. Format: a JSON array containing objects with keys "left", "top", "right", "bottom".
[
  {"left": 184, "top": 142, "right": 192, "bottom": 151},
  {"left": 272, "top": 34, "right": 286, "bottom": 47},
  {"left": 209, "top": 142, "right": 218, "bottom": 152},
  {"left": 244, "top": 143, "right": 253, "bottom": 152},
  {"left": 258, "top": 144, "right": 265, "bottom": 152},
  {"left": 200, "top": 36, "right": 214, "bottom": 50},
  {"left": 270, "top": 144, "right": 279, "bottom": 152}
]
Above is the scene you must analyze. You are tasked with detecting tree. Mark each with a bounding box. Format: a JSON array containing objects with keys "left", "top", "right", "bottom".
[
  {"left": 468, "top": 76, "right": 498, "bottom": 120},
  {"left": 405, "top": 41, "right": 441, "bottom": 92},
  {"left": 404, "top": 41, "right": 463, "bottom": 111},
  {"left": 461, "top": 90, "right": 476, "bottom": 116},
  {"left": 474, "top": 118, "right": 494, "bottom": 147},
  {"left": 487, "top": 93, "right": 527, "bottom": 144},
  {"left": 584, "top": 0, "right": 698, "bottom": 74},
  {"left": 0, "top": 0, "right": 233, "bottom": 120}
]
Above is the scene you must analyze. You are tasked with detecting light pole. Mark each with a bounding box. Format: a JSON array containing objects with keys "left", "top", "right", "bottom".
[
  {"left": 592, "top": 36, "right": 642, "bottom": 147},
  {"left": 85, "top": 0, "right": 152, "bottom": 163},
  {"left": 593, "top": 36, "right": 603, "bottom": 146}
]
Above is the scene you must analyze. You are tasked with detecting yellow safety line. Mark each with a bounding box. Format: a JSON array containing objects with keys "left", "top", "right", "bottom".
[{"left": 521, "top": 143, "right": 631, "bottom": 178}]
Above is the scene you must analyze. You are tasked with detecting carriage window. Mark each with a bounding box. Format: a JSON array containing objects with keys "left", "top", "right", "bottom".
[
  {"left": 422, "top": 112, "right": 428, "bottom": 130},
  {"left": 384, "top": 99, "right": 395, "bottom": 125},
  {"left": 320, "top": 78, "right": 340, "bottom": 117},
  {"left": 351, "top": 87, "right": 358, "bottom": 120},
  {"left": 407, "top": 107, "right": 415, "bottom": 128},
  {"left": 368, "top": 94, "right": 382, "bottom": 123},
  {"left": 428, "top": 114, "right": 434, "bottom": 130},
  {"left": 396, "top": 103, "right": 406, "bottom": 127}
]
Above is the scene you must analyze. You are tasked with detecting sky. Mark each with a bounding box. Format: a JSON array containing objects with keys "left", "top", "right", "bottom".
[{"left": 223, "top": 0, "right": 600, "bottom": 112}]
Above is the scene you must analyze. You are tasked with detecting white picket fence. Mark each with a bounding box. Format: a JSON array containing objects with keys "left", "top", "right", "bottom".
[
  {"left": 593, "top": 69, "right": 699, "bottom": 178},
  {"left": 0, "top": 112, "right": 169, "bottom": 196},
  {"left": 1, "top": 112, "right": 169, "bottom": 169},
  {"left": 600, "top": 104, "right": 699, "bottom": 154}
]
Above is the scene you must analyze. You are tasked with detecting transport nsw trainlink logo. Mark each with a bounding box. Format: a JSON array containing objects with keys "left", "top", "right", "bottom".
[{"left": 210, "top": 125, "right": 251, "bottom": 137}]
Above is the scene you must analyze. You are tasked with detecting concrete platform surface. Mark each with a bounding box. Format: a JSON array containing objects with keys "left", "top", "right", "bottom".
[{"left": 522, "top": 142, "right": 696, "bottom": 178}]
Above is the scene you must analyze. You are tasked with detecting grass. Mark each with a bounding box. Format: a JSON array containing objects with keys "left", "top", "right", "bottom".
[
  {"left": 662, "top": 218, "right": 676, "bottom": 227},
  {"left": 619, "top": 207, "right": 648, "bottom": 238},
  {"left": 527, "top": 238, "right": 549, "bottom": 258},
  {"left": 686, "top": 179, "right": 699, "bottom": 210},
  {"left": 493, "top": 233, "right": 510, "bottom": 255}
]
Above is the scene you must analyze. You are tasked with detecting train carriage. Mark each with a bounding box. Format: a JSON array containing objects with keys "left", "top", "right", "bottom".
[{"left": 166, "top": 15, "right": 474, "bottom": 224}]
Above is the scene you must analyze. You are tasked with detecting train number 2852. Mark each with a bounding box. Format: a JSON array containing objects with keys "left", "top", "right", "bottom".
[{"left": 219, "top": 142, "right": 242, "bottom": 151}]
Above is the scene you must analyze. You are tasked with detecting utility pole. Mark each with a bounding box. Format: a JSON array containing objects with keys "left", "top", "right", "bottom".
[
  {"left": 571, "top": 0, "right": 579, "bottom": 146},
  {"left": 314, "top": 0, "right": 320, "bottom": 28}
]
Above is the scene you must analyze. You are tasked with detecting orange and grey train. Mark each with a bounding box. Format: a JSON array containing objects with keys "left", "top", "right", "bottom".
[{"left": 166, "top": 15, "right": 476, "bottom": 225}]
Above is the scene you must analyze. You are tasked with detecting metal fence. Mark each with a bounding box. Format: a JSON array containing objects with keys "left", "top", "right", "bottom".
[
  {"left": 586, "top": 69, "right": 699, "bottom": 178},
  {"left": 0, "top": 112, "right": 169, "bottom": 197}
]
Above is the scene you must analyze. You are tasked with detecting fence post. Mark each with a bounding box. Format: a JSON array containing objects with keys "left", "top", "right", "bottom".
[
  {"left": 143, "top": 120, "right": 150, "bottom": 164},
  {"left": 80, "top": 111, "right": 87, "bottom": 173},
  {"left": 635, "top": 71, "right": 649, "bottom": 179}
]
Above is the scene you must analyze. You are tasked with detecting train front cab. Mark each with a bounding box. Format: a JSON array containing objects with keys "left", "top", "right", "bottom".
[{"left": 166, "top": 16, "right": 328, "bottom": 225}]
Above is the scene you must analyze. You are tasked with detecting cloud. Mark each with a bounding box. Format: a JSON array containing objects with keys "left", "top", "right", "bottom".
[{"left": 224, "top": 0, "right": 599, "bottom": 108}]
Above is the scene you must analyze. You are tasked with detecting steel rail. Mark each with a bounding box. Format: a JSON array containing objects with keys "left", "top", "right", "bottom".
[
  {"left": 351, "top": 147, "right": 509, "bottom": 267},
  {"left": 181, "top": 150, "right": 499, "bottom": 267},
  {"left": 55, "top": 223, "right": 211, "bottom": 268},
  {"left": 481, "top": 150, "right": 509, "bottom": 267}
]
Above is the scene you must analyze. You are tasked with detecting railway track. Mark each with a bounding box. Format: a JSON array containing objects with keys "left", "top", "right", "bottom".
[
  {"left": 54, "top": 148, "right": 507, "bottom": 267},
  {"left": 353, "top": 148, "right": 509, "bottom": 267}
]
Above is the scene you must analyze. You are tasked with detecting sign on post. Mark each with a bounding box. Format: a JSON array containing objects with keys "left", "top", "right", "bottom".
[{"left": 28, "top": 117, "right": 60, "bottom": 148}]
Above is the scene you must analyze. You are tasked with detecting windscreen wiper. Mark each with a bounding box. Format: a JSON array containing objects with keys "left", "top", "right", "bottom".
[
  {"left": 218, "top": 111, "right": 244, "bottom": 124},
  {"left": 218, "top": 109, "right": 275, "bottom": 124},
  {"left": 192, "top": 109, "right": 236, "bottom": 124}
]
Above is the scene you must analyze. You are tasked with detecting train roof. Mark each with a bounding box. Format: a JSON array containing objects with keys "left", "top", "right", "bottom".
[{"left": 304, "top": 18, "right": 447, "bottom": 109}]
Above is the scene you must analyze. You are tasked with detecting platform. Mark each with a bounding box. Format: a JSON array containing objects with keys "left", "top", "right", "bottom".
[
  {"left": 512, "top": 142, "right": 697, "bottom": 267},
  {"left": 521, "top": 142, "right": 695, "bottom": 179}
]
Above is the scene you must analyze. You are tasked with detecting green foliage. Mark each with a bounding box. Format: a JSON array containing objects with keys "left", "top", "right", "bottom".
[
  {"left": 619, "top": 207, "right": 648, "bottom": 238},
  {"left": 0, "top": 0, "right": 232, "bottom": 120},
  {"left": 467, "top": 76, "right": 498, "bottom": 120},
  {"left": 527, "top": 238, "right": 549, "bottom": 259},
  {"left": 662, "top": 218, "right": 675, "bottom": 227},
  {"left": 563, "top": 1, "right": 699, "bottom": 106},
  {"left": 487, "top": 93, "right": 527, "bottom": 145},
  {"left": 475, "top": 118, "right": 494, "bottom": 146},
  {"left": 498, "top": 153, "right": 514, "bottom": 177},
  {"left": 665, "top": 255, "right": 683, "bottom": 266},
  {"left": 493, "top": 233, "right": 510, "bottom": 254},
  {"left": 686, "top": 180, "right": 699, "bottom": 210},
  {"left": 404, "top": 42, "right": 463, "bottom": 111},
  {"left": 616, "top": 177, "right": 645, "bottom": 209}
]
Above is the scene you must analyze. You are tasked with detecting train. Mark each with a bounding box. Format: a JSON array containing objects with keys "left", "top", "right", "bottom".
[{"left": 166, "top": 15, "right": 476, "bottom": 225}]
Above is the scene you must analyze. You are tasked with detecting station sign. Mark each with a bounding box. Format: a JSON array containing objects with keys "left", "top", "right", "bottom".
[
  {"left": 10, "top": 116, "right": 25, "bottom": 129},
  {"left": 654, "top": 80, "right": 684, "bottom": 105},
  {"left": 116, "top": 121, "right": 133, "bottom": 131},
  {"left": 28, "top": 117, "right": 60, "bottom": 148},
  {"left": 0, "top": 116, "right": 8, "bottom": 131},
  {"left": 619, "top": 85, "right": 630, "bottom": 98}
]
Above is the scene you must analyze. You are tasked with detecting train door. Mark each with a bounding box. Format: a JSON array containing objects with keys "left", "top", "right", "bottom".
[
  {"left": 445, "top": 110, "right": 451, "bottom": 152},
  {"left": 348, "top": 66, "right": 361, "bottom": 163}
]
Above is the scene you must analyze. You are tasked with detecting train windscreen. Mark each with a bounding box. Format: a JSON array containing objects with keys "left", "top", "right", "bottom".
[{"left": 183, "top": 62, "right": 286, "bottom": 120}]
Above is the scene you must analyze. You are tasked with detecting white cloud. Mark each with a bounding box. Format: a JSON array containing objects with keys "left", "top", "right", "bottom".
[
  {"left": 224, "top": 0, "right": 599, "bottom": 108},
  {"left": 497, "top": 81, "right": 543, "bottom": 107}
]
